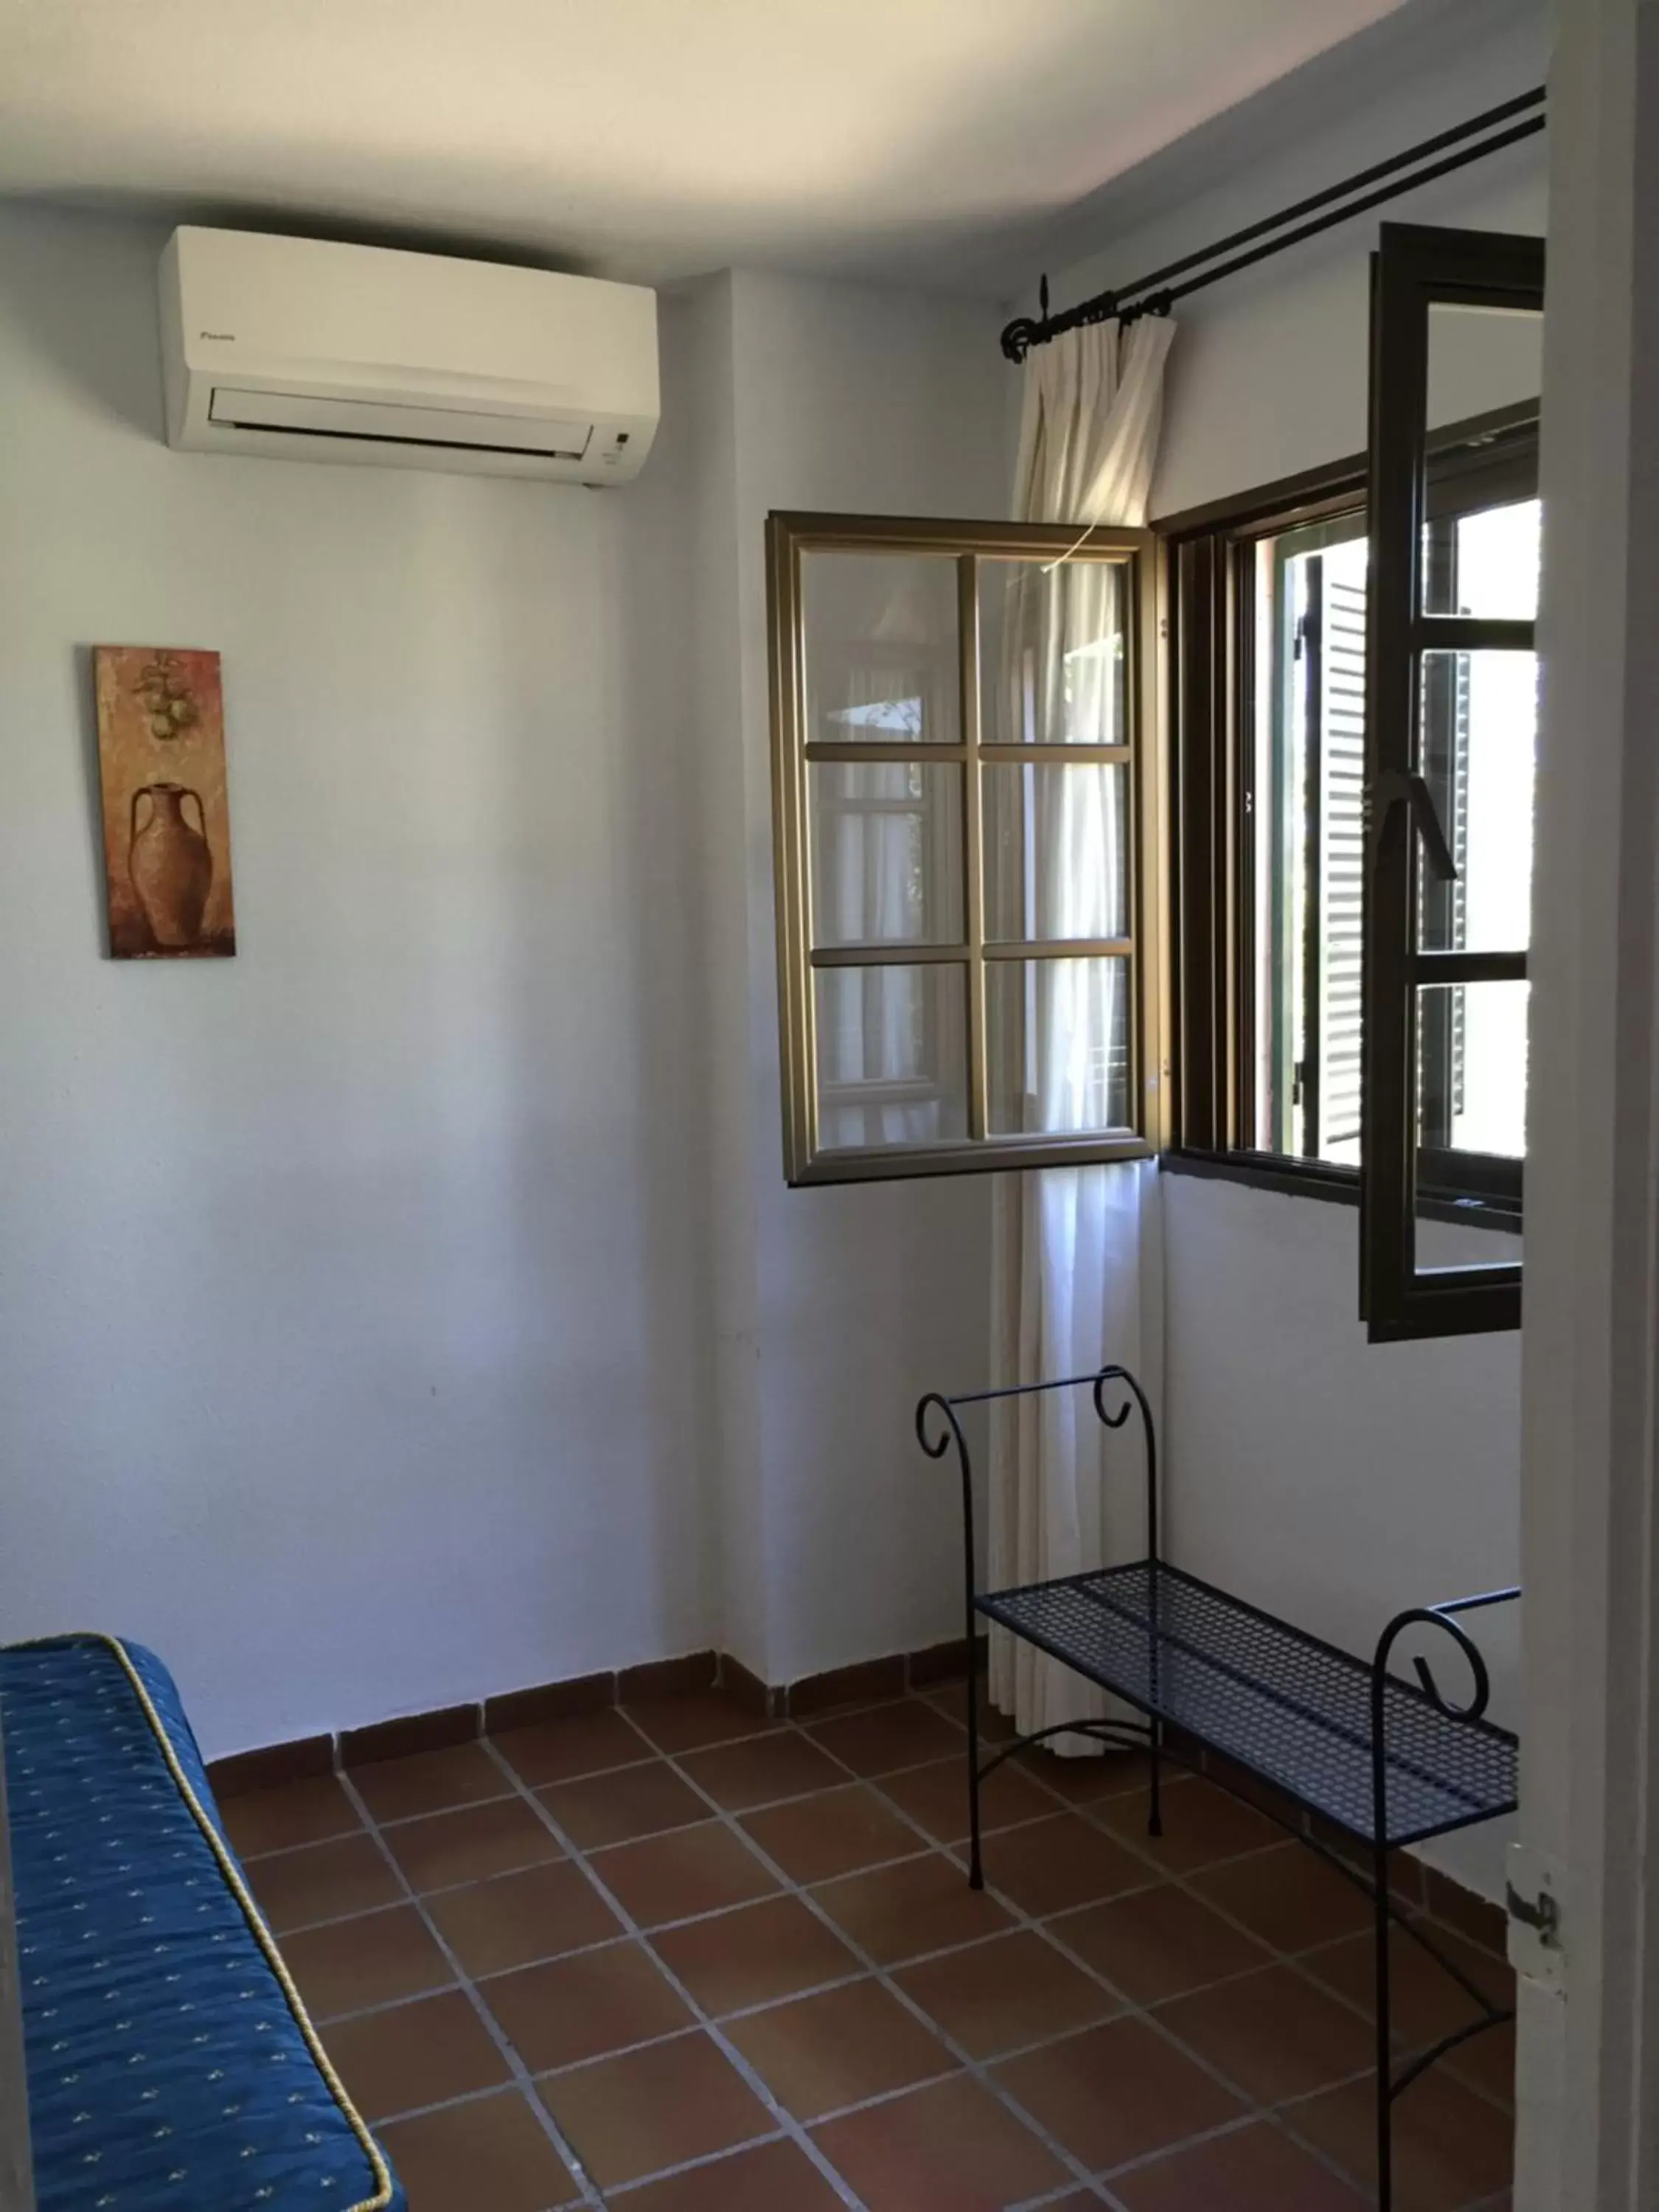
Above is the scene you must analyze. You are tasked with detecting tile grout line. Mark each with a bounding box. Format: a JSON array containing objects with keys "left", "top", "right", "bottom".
[
  {"left": 286, "top": 1695, "right": 1513, "bottom": 2208},
  {"left": 236, "top": 1681, "right": 1512, "bottom": 1972},
  {"left": 473, "top": 1729, "right": 869, "bottom": 2212},
  {"left": 908, "top": 1695, "right": 1520, "bottom": 2120},
  {"left": 787, "top": 1715, "right": 1366, "bottom": 2197},
  {"left": 243, "top": 1714, "right": 1194, "bottom": 1871},
  {"left": 1000, "top": 1797, "right": 1508, "bottom": 2199},
  {"left": 366, "top": 1696, "right": 1512, "bottom": 2205},
  {"left": 609, "top": 1711, "right": 1121, "bottom": 2205},
  {"left": 804, "top": 1701, "right": 1512, "bottom": 2205},
  {"left": 911, "top": 1683, "right": 1516, "bottom": 1986},
  {"left": 793, "top": 1727, "right": 1388, "bottom": 2207},
  {"left": 333, "top": 1765, "right": 608, "bottom": 2212},
  {"left": 296, "top": 1869, "right": 1438, "bottom": 2102},
  {"left": 364, "top": 1702, "right": 1498, "bottom": 2202}
]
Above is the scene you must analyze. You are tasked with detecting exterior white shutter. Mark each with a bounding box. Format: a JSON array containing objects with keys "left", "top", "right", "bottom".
[{"left": 1316, "top": 564, "right": 1368, "bottom": 1164}]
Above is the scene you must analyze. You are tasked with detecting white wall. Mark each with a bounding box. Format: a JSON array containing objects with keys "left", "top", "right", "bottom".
[
  {"left": 1036, "top": 17, "right": 1548, "bottom": 1894},
  {"left": 0, "top": 207, "right": 718, "bottom": 1753},
  {"left": 1037, "top": 1, "right": 1551, "bottom": 522},
  {"left": 0, "top": 21, "right": 1556, "bottom": 1821},
  {"left": 0, "top": 209, "right": 1007, "bottom": 1753},
  {"left": 714, "top": 269, "right": 1006, "bottom": 1686}
]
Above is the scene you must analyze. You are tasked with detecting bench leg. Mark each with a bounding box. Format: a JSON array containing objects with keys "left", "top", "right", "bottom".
[
  {"left": 965, "top": 1653, "right": 984, "bottom": 1891},
  {"left": 1147, "top": 1718, "right": 1164, "bottom": 1839},
  {"left": 1374, "top": 1839, "right": 1393, "bottom": 2212}
]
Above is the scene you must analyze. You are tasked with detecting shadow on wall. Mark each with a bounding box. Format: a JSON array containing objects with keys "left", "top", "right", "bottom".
[
  {"left": 476, "top": 344, "right": 723, "bottom": 1661},
  {"left": 0, "top": 217, "right": 179, "bottom": 953},
  {"left": 0, "top": 232, "right": 168, "bottom": 961},
  {"left": 70, "top": 646, "right": 109, "bottom": 957},
  {"left": 0, "top": 204, "right": 169, "bottom": 439}
]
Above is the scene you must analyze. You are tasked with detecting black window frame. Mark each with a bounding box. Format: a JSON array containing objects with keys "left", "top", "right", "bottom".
[
  {"left": 1360, "top": 222, "right": 1543, "bottom": 1341},
  {"left": 1161, "top": 399, "right": 1537, "bottom": 1249}
]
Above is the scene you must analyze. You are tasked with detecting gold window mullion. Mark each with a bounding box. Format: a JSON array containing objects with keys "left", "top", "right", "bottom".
[
  {"left": 768, "top": 514, "right": 1159, "bottom": 1186},
  {"left": 960, "top": 552, "right": 988, "bottom": 1142}
]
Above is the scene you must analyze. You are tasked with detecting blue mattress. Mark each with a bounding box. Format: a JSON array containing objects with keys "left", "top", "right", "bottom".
[{"left": 1, "top": 1633, "right": 403, "bottom": 2211}]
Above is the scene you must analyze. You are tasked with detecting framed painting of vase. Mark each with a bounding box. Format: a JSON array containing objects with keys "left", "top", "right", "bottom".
[{"left": 93, "top": 645, "right": 236, "bottom": 959}]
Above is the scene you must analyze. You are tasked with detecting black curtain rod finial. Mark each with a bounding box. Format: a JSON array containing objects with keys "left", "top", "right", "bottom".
[
  {"left": 1000, "top": 316, "right": 1037, "bottom": 364},
  {"left": 998, "top": 285, "right": 1120, "bottom": 364}
]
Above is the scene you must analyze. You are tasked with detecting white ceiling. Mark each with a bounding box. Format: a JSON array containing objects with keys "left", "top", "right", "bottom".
[{"left": 0, "top": 0, "right": 1414, "bottom": 292}]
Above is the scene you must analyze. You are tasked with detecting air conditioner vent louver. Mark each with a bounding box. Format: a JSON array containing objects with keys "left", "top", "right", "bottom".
[
  {"left": 207, "top": 387, "right": 594, "bottom": 462},
  {"left": 161, "top": 229, "right": 658, "bottom": 484}
]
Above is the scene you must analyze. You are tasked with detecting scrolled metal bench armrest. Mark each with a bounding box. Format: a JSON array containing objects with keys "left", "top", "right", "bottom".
[
  {"left": 1370, "top": 1586, "right": 1520, "bottom": 1856},
  {"left": 1371, "top": 1586, "right": 1520, "bottom": 1724}
]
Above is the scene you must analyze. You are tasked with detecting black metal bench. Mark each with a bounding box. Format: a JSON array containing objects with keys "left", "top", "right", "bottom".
[{"left": 917, "top": 1364, "right": 1518, "bottom": 2212}]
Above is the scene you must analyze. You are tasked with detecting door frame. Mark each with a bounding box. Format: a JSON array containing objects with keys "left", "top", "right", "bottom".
[{"left": 1516, "top": 0, "right": 1659, "bottom": 2202}]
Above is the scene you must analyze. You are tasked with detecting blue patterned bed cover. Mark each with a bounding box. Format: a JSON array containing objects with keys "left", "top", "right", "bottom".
[{"left": 1, "top": 1633, "right": 404, "bottom": 2211}]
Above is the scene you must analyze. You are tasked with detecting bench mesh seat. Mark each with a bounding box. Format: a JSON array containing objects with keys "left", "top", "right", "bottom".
[{"left": 978, "top": 1560, "right": 1518, "bottom": 1847}]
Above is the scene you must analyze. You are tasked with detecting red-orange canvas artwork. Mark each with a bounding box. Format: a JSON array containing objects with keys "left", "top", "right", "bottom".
[{"left": 94, "top": 645, "right": 237, "bottom": 959}]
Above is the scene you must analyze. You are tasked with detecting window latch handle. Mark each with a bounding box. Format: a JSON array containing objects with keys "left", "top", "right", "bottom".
[{"left": 1369, "top": 771, "right": 1458, "bottom": 883}]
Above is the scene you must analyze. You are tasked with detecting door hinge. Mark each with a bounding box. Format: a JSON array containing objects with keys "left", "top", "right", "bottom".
[
  {"left": 1506, "top": 1841, "right": 1568, "bottom": 1994},
  {"left": 1507, "top": 1882, "right": 1559, "bottom": 1941}
]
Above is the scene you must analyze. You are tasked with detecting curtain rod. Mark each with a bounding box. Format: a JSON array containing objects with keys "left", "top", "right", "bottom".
[{"left": 1000, "top": 85, "right": 1546, "bottom": 364}]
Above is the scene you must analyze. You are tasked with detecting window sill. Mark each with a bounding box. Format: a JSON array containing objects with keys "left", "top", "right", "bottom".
[{"left": 1160, "top": 1149, "right": 1523, "bottom": 1235}]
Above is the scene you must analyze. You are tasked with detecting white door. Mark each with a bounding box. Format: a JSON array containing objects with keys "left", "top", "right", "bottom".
[{"left": 1514, "top": 1, "right": 1659, "bottom": 2202}]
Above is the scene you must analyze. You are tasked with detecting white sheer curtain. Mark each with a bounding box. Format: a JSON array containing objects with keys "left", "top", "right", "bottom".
[
  {"left": 813, "top": 655, "right": 962, "bottom": 1150},
  {"left": 988, "top": 316, "right": 1175, "bottom": 1745}
]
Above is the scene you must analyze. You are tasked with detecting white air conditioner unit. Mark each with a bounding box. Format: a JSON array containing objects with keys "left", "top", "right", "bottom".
[{"left": 159, "top": 227, "right": 658, "bottom": 484}]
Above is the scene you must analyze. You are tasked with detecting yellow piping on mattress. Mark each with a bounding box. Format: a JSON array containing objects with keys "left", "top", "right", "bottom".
[{"left": 4, "top": 1633, "right": 395, "bottom": 2212}]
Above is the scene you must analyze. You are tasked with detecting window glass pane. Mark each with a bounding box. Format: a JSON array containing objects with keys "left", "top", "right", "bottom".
[
  {"left": 1416, "top": 980, "right": 1528, "bottom": 1161},
  {"left": 1250, "top": 514, "right": 1368, "bottom": 1166},
  {"left": 801, "top": 552, "right": 959, "bottom": 745},
  {"left": 1415, "top": 1175, "right": 1523, "bottom": 1266},
  {"left": 1424, "top": 498, "right": 1540, "bottom": 619},
  {"left": 987, "top": 956, "right": 1130, "bottom": 1135},
  {"left": 813, "top": 964, "right": 968, "bottom": 1150},
  {"left": 979, "top": 557, "right": 1129, "bottom": 745},
  {"left": 809, "top": 762, "right": 964, "bottom": 948},
  {"left": 1416, "top": 650, "right": 1537, "bottom": 954},
  {"left": 982, "top": 763, "right": 1129, "bottom": 942},
  {"left": 1250, "top": 497, "right": 1534, "bottom": 1171},
  {"left": 1425, "top": 303, "right": 1543, "bottom": 444}
]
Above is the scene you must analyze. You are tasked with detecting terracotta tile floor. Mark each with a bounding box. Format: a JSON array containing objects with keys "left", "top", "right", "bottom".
[{"left": 224, "top": 1680, "right": 1517, "bottom": 2209}]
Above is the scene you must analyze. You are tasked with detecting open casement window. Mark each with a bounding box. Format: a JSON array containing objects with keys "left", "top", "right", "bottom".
[
  {"left": 766, "top": 513, "right": 1165, "bottom": 1185},
  {"left": 1166, "top": 403, "right": 1536, "bottom": 1214},
  {"left": 1360, "top": 223, "right": 1542, "bottom": 1340}
]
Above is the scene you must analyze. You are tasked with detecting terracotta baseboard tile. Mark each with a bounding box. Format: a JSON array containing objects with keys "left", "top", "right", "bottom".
[
  {"left": 905, "top": 1633, "right": 988, "bottom": 1688},
  {"left": 1422, "top": 1863, "right": 1508, "bottom": 1958},
  {"left": 206, "top": 1736, "right": 335, "bottom": 1798},
  {"left": 617, "top": 1650, "right": 720, "bottom": 1703},
  {"left": 1304, "top": 1812, "right": 1425, "bottom": 1910},
  {"left": 717, "top": 1654, "right": 779, "bottom": 1719},
  {"left": 1191, "top": 1745, "right": 1502, "bottom": 1947},
  {"left": 1194, "top": 1747, "right": 1304, "bottom": 1830},
  {"left": 786, "top": 1655, "right": 905, "bottom": 1718},
  {"left": 484, "top": 1673, "right": 616, "bottom": 1732},
  {"left": 1158, "top": 1722, "right": 1207, "bottom": 1773},
  {"left": 341, "top": 1704, "right": 481, "bottom": 1768}
]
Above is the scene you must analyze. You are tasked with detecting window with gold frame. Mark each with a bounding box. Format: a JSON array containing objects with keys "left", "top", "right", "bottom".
[{"left": 765, "top": 512, "right": 1166, "bottom": 1185}]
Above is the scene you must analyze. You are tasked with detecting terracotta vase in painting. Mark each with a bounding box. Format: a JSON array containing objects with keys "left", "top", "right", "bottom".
[{"left": 130, "top": 782, "right": 213, "bottom": 950}]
